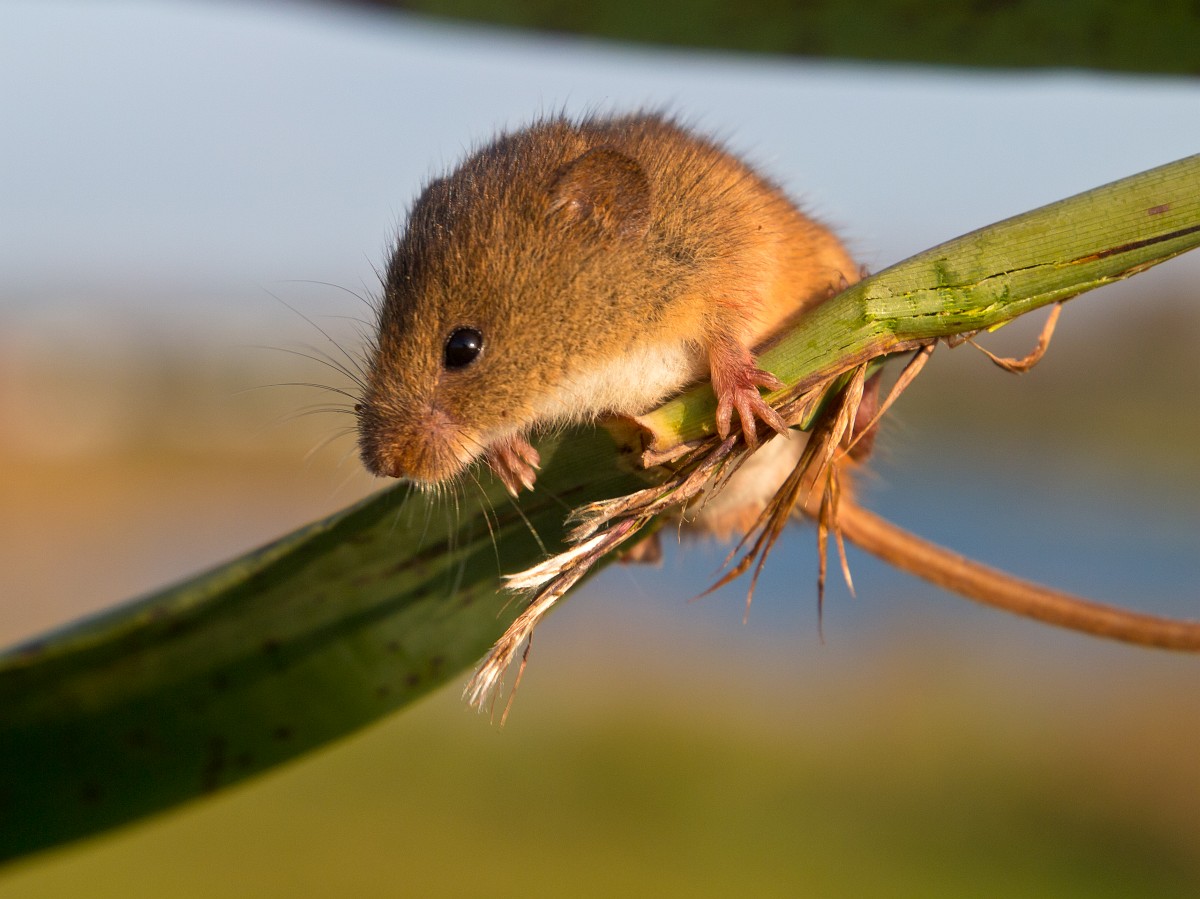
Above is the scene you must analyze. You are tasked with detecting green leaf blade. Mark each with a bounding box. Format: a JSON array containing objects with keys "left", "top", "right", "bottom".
[{"left": 0, "top": 430, "right": 647, "bottom": 861}]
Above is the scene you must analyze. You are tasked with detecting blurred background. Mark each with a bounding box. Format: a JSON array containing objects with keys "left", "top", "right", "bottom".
[{"left": 2, "top": 1, "right": 1198, "bottom": 895}]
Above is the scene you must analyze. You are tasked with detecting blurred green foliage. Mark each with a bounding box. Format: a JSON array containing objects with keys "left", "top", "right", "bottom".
[
  {"left": 380, "top": 0, "right": 1200, "bottom": 75},
  {"left": 4, "top": 644, "right": 1198, "bottom": 897}
]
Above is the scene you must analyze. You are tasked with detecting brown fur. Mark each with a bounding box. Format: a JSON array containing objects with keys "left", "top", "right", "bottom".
[{"left": 357, "top": 112, "right": 856, "bottom": 487}]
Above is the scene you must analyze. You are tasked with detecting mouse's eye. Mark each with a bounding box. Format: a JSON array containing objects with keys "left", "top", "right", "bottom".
[{"left": 443, "top": 327, "right": 484, "bottom": 369}]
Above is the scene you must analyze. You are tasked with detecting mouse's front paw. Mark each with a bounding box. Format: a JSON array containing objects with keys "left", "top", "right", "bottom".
[
  {"left": 486, "top": 435, "right": 541, "bottom": 496},
  {"left": 712, "top": 360, "right": 788, "bottom": 450}
]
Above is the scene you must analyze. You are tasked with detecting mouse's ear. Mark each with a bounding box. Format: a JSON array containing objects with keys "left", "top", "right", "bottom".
[{"left": 548, "top": 146, "right": 651, "bottom": 239}]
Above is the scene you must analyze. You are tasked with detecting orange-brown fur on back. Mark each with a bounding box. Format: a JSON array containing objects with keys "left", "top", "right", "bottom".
[{"left": 357, "top": 112, "right": 856, "bottom": 493}]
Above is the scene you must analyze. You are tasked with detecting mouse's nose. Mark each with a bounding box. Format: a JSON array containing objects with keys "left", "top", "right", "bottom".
[{"left": 357, "top": 405, "right": 474, "bottom": 486}]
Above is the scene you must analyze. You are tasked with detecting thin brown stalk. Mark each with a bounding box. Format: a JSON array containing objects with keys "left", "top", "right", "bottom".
[
  {"left": 836, "top": 498, "right": 1200, "bottom": 651},
  {"left": 968, "top": 303, "right": 1062, "bottom": 373}
]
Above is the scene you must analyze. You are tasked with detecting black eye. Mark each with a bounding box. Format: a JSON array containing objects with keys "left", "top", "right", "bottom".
[{"left": 443, "top": 327, "right": 484, "bottom": 369}]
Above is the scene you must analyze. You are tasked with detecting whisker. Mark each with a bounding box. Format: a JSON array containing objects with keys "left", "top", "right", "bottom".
[
  {"left": 367, "top": 255, "right": 389, "bottom": 296},
  {"left": 241, "top": 380, "right": 362, "bottom": 403},
  {"left": 504, "top": 492, "right": 549, "bottom": 557},
  {"left": 334, "top": 438, "right": 363, "bottom": 471},
  {"left": 282, "top": 406, "right": 356, "bottom": 422},
  {"left": 252, "top": 344, "right": 368, "bottom": 393},
  {"left": 446, "top": 482, "right": 469, "bottom": 595},
  {"left": 262, "top": 289, "right": 372, "bottom": 385},
  {"left": 277, "top": 278, "right": 375, "bottom": 314},
  {"left": 304, "top": 426, "right": 357, "bottom": 464},
  {"left": 331, "top": 464, "right": 366, "bottom": 500},
  {"left": 415, "top": 484, "right": 438, "bottom": 550},
  {"left": 466, "top": 468, "right": 503, "bottom": 573},
  {"left": 323, "top": 313, "right": 376, "bottom": 329}
]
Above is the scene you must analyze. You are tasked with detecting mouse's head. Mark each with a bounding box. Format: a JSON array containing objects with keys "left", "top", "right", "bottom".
[{"left": 356, "top": 121, "right": 658, "bottom": 486}]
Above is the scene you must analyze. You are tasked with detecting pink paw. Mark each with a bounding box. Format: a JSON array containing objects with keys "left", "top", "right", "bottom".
[
  {"left": 713, "top": 363, "right": 787, "bottom": 450},
  {"left": 486, "top": 435, "right": 541, "bottom": 496}
]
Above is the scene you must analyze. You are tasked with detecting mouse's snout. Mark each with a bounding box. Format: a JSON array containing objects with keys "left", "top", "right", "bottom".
[{"left": 356, "top": 401, "right": 479, "bottom": 486}]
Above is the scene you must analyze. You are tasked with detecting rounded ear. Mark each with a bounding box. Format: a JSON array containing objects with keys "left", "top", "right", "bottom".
[{"left": 548, "top": 146, "right": 651, "bottom": 238}]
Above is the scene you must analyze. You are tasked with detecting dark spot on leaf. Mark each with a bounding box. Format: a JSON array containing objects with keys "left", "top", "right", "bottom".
[
  {"left": 80, "top": 783, "right": 103, "bottom": 805},
  {"left": 201, "top": 737, "right": 227, "bottom": 794},
  {"left": 125, "top": 729, "right": 152, "bottom": 750},
  {"left": 405, "top": 673, "right": 421, "bottom": 688},
  {"left": 273, "top": 725, "right": 293, "bottom": 741},
  {"left": 376, "top": 685, "right": 391, "bottom": 699},
  {"left": 385, "top": 639, "right": 400, "bottom": 654},
  {"left": 429, "top": 655, "right": 445, "bottom": 674},
  {"left": 210, "top": 672, "right": 230, "bottom": 691},
  {"left": 1086, "top": 223, "right": 1200, "bottom": 261},
  {"left": 262, "top": 638, "right": 281, "bottom": 655},
  {"left": 235, "top": 751, "right": 255, "bottom": 769}
]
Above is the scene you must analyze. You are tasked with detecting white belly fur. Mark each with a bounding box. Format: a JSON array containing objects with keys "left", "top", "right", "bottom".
[{"left": 532, "top": 340, "right": 705, "bottom": 424}]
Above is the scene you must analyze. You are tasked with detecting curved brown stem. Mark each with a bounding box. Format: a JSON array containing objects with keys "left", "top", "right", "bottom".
[{"left": 837, "top": 499, "right": 1200, "bottom": 652}]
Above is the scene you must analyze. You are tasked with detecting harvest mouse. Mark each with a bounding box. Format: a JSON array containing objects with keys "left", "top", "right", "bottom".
[{"left": 356, "top": 112, "right": 859, "bottom": 530}]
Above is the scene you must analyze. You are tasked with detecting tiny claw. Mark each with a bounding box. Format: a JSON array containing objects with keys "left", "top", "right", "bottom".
[
  {"left": 486, "top": 436, "right": 540, "bottom": 496},
  {"left": 736, "top": 394, "right": 760, "bottom": 450},
  {"left": 754, "top": 369, "right": 786, "bottom": 393},
  {"left": 715, "top": 395, "right": 734, "bottom": 441}
]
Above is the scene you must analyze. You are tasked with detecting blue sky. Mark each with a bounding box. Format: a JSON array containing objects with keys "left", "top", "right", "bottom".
[{"left": 2, "top": 0, "right": 1198, "bottom": 332}]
